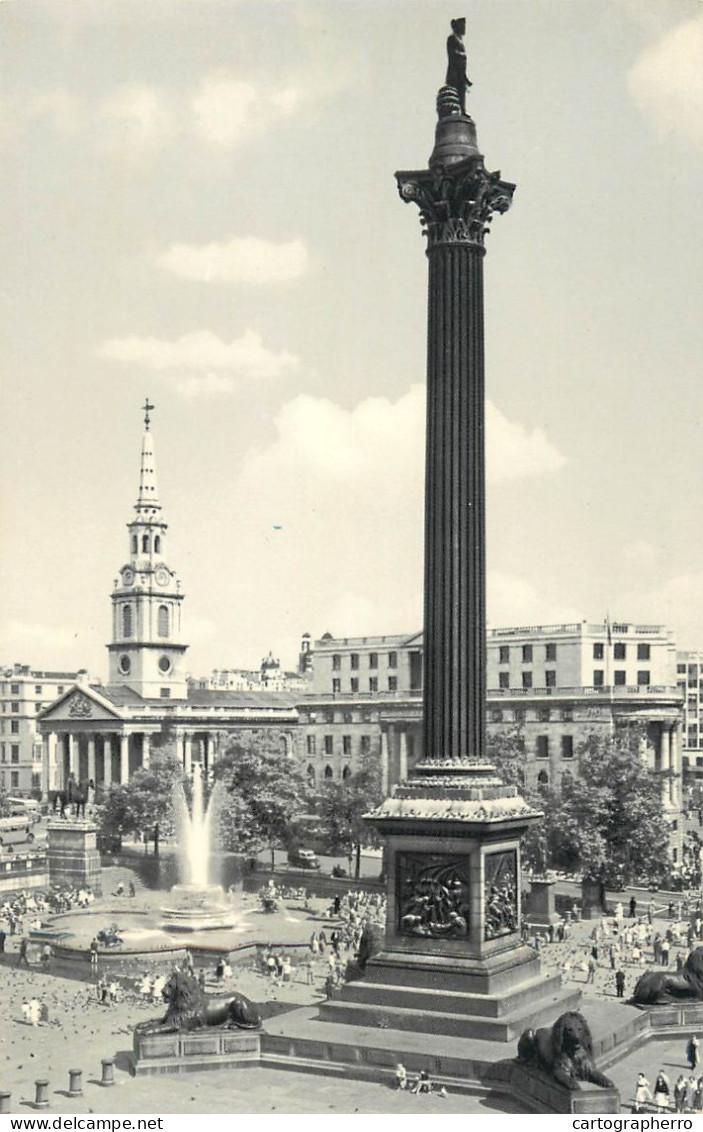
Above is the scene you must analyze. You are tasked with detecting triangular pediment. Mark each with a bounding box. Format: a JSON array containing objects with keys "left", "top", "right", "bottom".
[{"left": 38, "top": 685, "right": 125, "bottom": 723}]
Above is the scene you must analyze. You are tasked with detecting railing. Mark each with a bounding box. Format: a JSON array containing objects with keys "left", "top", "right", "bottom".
[{"left": 489, "top": 684, "right": 681, "bottom": 698}]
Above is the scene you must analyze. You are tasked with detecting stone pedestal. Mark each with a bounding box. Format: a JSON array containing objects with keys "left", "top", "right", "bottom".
[
  {"left": 47, "top": 821, "right": 102, "bottom": 895},
  {"left": 581, "top": 878, "right": 606, "bottom": 921},
  {"left": 526, "top": 879, "right": 562, "bottom": 929},
  {"left": 131, "top": 1028, "right": 261, "bottom": 1076}
]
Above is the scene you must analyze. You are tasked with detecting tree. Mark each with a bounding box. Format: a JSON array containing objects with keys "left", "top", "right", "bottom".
[
  {"left": 96, "top": 753, "right": 184, "bottom": 849},
  {"left": 214, "top": 730, "right": 313, "bottom": 870},
  {"left": 313, "top": 756, "right": 384, "bottom": 878},
  {"left": 487, "top": 722, "right": 547, "bottom": 871},
  {"left": 545, "top": 725, "right": 671, "bottom": 886}
]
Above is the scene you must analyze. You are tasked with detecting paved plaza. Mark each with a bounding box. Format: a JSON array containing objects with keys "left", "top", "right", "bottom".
[{"left": 1, "top": 868, "right": 701, "bottom": 1115}]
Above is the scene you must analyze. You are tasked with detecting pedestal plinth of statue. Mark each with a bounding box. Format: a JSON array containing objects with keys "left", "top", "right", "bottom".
[
  {"left": 527, "top": 876, "right": 562, "bottom": 928},
  {"left": 47, "top": 820, "right": 102, "bottom": 896}
]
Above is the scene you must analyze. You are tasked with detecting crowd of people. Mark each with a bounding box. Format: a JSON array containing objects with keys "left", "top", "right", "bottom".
[{"left": 634, "top": 1038, "right": 703, "bottom": 1113}]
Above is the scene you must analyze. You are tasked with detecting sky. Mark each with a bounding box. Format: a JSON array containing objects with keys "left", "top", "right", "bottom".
[{"left": 1, "top": 0, "right": 702, "bottom": 679}]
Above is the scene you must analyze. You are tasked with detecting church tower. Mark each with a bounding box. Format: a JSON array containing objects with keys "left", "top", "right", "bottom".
[{"left": 107, "top": 401, "right": 188, "bottom": 699}]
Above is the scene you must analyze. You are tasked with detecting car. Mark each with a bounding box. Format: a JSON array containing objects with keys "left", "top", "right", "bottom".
[{"left": 288, "top": 848, "right": 321, "bottom": 870}]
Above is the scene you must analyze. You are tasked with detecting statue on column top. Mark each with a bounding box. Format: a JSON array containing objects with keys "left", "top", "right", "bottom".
[{"left": 446, "top": 17, "right": 472, "bottom": 115}]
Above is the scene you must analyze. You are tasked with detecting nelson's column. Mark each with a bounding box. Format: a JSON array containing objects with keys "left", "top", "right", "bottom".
[{"left": 323, "top": 20, "right": 578, "bottom": 1040}]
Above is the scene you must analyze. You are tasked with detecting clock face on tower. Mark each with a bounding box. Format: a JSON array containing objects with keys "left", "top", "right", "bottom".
[
  {"left": 122, "top": 568, "right": 134, "bottom": 586},
  {"left": 155, "top": 566, "right": 170, "bottom": 587}
]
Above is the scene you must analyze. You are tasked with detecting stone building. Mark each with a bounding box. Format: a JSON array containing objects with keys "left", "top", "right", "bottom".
[
  {"left": 37, "top": 407, "right": 298, "bottom": 796},
  {"left": 0, "top": 663, "right": 82, "bottom": 795},
  {"left": 677, "top": 650, "right": 703, "bottom": 783}
]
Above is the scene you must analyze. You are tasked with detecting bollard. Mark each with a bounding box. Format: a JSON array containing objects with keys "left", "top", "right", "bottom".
[
  {"left": 34, "top": 1080, "right": 49, "bottom": 1108},
  {"left": 0, "top": 1092, "right": 11, "bottom": 1114},
  {"left": 100, "top": 1059, "right": 115, "bottom": 1087},
  {"left": 68, "top": 1069, "right": 83, "bottom": 1097}
]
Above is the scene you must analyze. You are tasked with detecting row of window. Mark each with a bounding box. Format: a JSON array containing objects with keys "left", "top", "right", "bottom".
[
  {"left": 496, "top": 669, "right": 651, "bottom": 690},
  {"left": 131, "top": 533, "right": 162, "bottom": 555},
  {"left": 490, "top": 707, "right": 573, "bottom": 723},
  {"left": 0, "top": 772, "right": 20, "bottom": 789},
  {"left": 332, "top": 651, "right": 398, "bottom": 671},
  {"left": 0, "top": 744, "right": 21, "bottom": 763},
  {"left": 497, "top": 643, "right": 652, "bottom": 664},
  {"left": 535, "top": 735, "right": 574, "bottom": 759},
  {"left": 122, "top": 605, "right": 170, "bottom": 638},
  {"left": 331, "top": 676, "right": 397, "bottom": 694},
  {"left": 0, "top": 721, "right": 21, "bottom": 734},
  {"left": 307, "top": 734, "right": 374, "bottom": 756},
  {"left": 306, "top": 764, "right": 352, "bottom": 782}
]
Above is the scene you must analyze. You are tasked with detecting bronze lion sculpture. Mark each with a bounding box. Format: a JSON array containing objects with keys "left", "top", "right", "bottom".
[
  {"left": 136, "top": 969, "right": 261, "bottom": 1034},
  {"left": 634, "top": 945, "right": 703, "bottom": 1005},
  {"left": 516, "top": 1011, "right": 614, "bottom": 1091}
]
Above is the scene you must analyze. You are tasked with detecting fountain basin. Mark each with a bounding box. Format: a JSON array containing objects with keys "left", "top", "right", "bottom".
[{"left": 161, "top": 884, "right": 235, "bottom": 932}]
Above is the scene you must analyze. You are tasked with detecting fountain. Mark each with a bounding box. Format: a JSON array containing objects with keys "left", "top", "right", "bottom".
[{"left": 160, "top": 763, "right": 235, "bottom": 932}]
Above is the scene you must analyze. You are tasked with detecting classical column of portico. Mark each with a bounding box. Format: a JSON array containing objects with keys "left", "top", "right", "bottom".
[
  {"left": 69, "top": 733, "right": 80, "bottom": 779},
  {"left": 183, "top": 732, "right": 193, "bottom": 776},
  {"left": 659, "top": 724, "right": 672, "bottom": 807},
  {"left": 670, "top": 724, "right": 681, "bottom": 808},
  {"left": 119, "top": 734, "right": 130, "bottom": 784},
  {"left": 202, "top": 733, "right": 209, "bottom": 775},
  {"left": 142, "top": 732, "right": 151, "bottom": 771},
  {"left": 399, "top": 728, "right": 409, "bottom": 781},
  {"left": 43, "top": 731, "right": 59, "bottom": 796},
  {"left": 380, "top": 728, "right": 390, "bottom": 794},
  {"left": 87, "top": 735, "right": 96, "bottom": 785},
  {"left": 103, "top": 735, "right": 113, "bottom": 788}
]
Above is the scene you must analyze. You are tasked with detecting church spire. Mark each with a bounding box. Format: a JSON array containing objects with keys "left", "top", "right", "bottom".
[{"left": 136, "top": 398, "right": 161, "bottom": 516}]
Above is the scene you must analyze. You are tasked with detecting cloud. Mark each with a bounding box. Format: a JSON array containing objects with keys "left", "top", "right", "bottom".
[
  {"left": 99, "top": 84, "right": 175, "bottom": 153},
  {"left": 627, "top": 12, "right": 703, "bottom": 148},
  {"left": 487, "top": 572, "right": 581, "bottom": 630},
  {"left": 155, "top": 236, "right": 309, "bottom": 284},
  {"left": 486, "top": 402, "right": 566, "bottom": 481},
  {"left": 190, "top": 74, "right": 258, "bottom": 149},
  {"left": 622, "top": 539, "right": 658, "bottom": 567},
  {"left": 98, "top": 328, "right": 299, "bottom": 395},
  {"left": 0, "top": 619, "right": 83, "bottom": 655}
]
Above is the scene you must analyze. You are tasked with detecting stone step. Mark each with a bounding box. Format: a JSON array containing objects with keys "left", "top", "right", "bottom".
[
  {"left": 319, "top": 985, "right": 582, "bottom": 1042},
  {"left": 340, "top": 972, "right": 565, "bottom": 1019}
]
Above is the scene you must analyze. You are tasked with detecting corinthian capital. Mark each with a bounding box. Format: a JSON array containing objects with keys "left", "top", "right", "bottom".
[{"left": 396, "top": 156, "right": 515, "bottom": 249}]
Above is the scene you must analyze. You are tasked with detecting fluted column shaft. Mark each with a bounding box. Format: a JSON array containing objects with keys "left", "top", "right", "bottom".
[{"left": 423, "top": 240, "right": 486, "bottom": 761}]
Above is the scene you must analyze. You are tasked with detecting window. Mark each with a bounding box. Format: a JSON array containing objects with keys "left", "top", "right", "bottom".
[
  {"left": 369, "top": 677, "right": 378, "bottom": 693},
  {"left": 561, "top": 735, "right": 574, "bottom": 759},
  {"left": 324, "top": 735, "right": 333, "bottom": 755},
  {"left": 324, "top": 765, "right": 333, "bottom": 779},
  {"left": 545, "top": 643, "right": 557, "bottom": 661},
  {"left": 388, "top": 676, "right": 398, "bottom": 692},
  {"left": 11, "top": 703, "right": 18, "bottom": 713},
  {"left": 157, "top": 605, "right": 170, "bottom": 637},
  {"left": 131, "top": 535, "right": 138, "bottom": 554},
  {"left": 342, "top": 735, "right": 352, "bottom": 754},
  {"left": 306, "top": 735, "right": 316, "bottom": 754},
  {"left": 499, "top": 645, "right": 510, "bottom": 664},
  {"left": 332, "top": 678, "right": 341, "bottom": 694},
  {"left": 350, "top": 654, "right": 359, "bottom": 670},
  {"left": 499, "top": 672, "right": 510, "bottom": 689},
  {"left": 593, "top": 643, "right": 604, "bottom": 660},
  {"left": 593, "top": 670, "right": 604, "bottom": 687},
  {"left": 614, "top": 670, "right": 626, "bottom": 686},
  {"left": 306, "top": 764, "right": 316, "bottom": 783},
  {"left": 545, "top": 670, "right": 556, "bottom": 687},
  {"left": 613, "top": 642, "right": 626, "bottom": 660},
  {"left": 10, "top": 772, "right": 18, "bottom": 789},
  {"left": 158, "top": 655, "right": 171, "bottom": 674},
  {"left": 536, "top": 735, "right": 549, "bottom": 759},
  {"left": 332, "top": 655, "right": 341, "bottom": 670},
  {"left": 360, "top": 735, "right": 371, "bottom": 754},
  {"left": 142, "top": 534, "right": 149, "bottom": 553},
  {"left": 538, "top": 708, "right": 550, "bottom": 722},
  {"left": 561, "top": 707, "right": 573, "bottom": 722},
  {"left": 369, "top": 653, "right": 378, "bottom": 669},
  {"left": 350, "top": 678, "right": 359, "bottom": 694},
  {"left": 342, "top": 765, "right": 352, "bottom": 781},
  {"left": 154, "top": 535, "right": 161, "bottom": 554},
  {"left": 57, "top": 686, "right": 64, "bottom": 695},
  {"left": 637, "top": 670, "right": 651, "bottom": 686},
  {"left": 537, "top": 769, "right": 549, "bottom": 787},
  {"left": 388, "top": 652, "right": 398, "bottom": 668},
  {"left": 160, "top": 688, "right": 171, "bottom": 698},
  {"left": 10, "top": 684, "right": 19, "bottom": 695},
  {"left": 678, "top": 664, "right": 687, "bottom": 674},
  {"left": 34, "top": 685, "right": 42, "bottom": 695},
  {"left": 522, "top": 671, "right": 532, "bottom": 689},
  {"left": 35, "top": 703, "right": 43, "bottom": 713},
  {"left": 10, "top": 745, "right": 19, "bottom": 763},
  {"left": 490, "top": 709, "right": 503, "bottom": 723},
  {"left": 522, "top": 645, "right": 533, "bottom": 663},
  {"left": 343, "top": 711, "right": 353, "bottom": 724},
  {"left": 513, "top": 708, "right": 526, "bottom": 724},
  {"left": 637, "top": 643, "right": 651, "bottom": 661},
  {"left": 0, "top": 745, "right": 4, "bottom": 762},
  {"left": 10, "top": 721, "right": 19, "bottom": 734},
  {"left": 123, "top": 605, "right": 133, "bottom": 637},
  {"left": 688, "top": 699, "right": 698, "bottom": 713}
]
